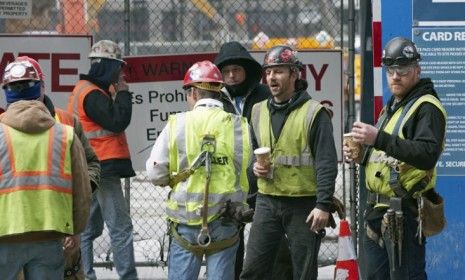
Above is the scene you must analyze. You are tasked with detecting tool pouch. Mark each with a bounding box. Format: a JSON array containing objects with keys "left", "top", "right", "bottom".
[{"left": 420, "top": 189, "right": 446, "bottom": 237}]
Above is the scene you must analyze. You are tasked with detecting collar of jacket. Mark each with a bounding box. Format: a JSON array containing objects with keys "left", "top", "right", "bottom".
[{"left": 194, "top": 98, "right": 224, "bottom": 110}]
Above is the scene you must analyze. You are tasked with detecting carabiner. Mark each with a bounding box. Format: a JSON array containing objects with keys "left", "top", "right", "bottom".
[{"left": 197, "top": 228, "right": 211, "bottom": 248}]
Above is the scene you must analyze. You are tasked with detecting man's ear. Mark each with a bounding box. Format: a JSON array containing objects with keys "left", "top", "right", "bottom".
[
  {"left": 191, "top": 87, "right": 199, "bottom": 102},
  {"left": 290, "top": 69, "right": 299, "bottom": 82}
]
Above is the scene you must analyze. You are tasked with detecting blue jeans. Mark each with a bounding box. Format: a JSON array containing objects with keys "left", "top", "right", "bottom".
[
  {"left": 168, "top": 219, "right": 239, "bottom": 280},
  {"left": 80, "top": 176, "right": 138, "bottom": 280},
  {"left": 240, "top": 194, "right": 320, "bottom": 280},
  {"left": 363, "top": 206, "right": 426, "bottom": 280},
  {"left": 0, "top": 240, "right": 63, "bottom": 280}
]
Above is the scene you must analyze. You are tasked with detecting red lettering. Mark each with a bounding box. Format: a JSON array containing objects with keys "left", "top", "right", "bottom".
[
  {"left": 307, "top": 64, "right": 328, "bottom": 91},
  {"left": 18, "top": 52, "right": 50, "bottom": 62},
  {"left": 51, "top": 53, "right": 80, "bottom": 92}
]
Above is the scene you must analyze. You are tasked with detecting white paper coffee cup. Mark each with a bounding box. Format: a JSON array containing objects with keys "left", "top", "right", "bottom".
[
  {"left": 254, "top": 147, "right": 271, "bottom": 168},
  {"left": 343, "top": 133, "right": 361, "bottom": 159}
]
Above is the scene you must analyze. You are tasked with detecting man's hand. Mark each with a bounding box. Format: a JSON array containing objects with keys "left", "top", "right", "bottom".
[
  {"left": 115, "top": 73, "right": 129, "bottom": 92},
  {"left": 352, "top": 121, "right": 379, "bottom": 146},
  {"left": 343, "top": 139, "right": 362, "bottom": 164},
  {"left": 306, "top": 208, "right": 330, "bottom": 232},
  {"left": 63, "top": 235, "right": 80, "bottom": 255},
  {"left": 252, "top": 161, "right": 271, "bottom": 178}
]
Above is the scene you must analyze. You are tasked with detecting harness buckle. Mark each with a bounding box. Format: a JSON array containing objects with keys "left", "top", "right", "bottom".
[{"left": 197, "top": 228, "right": 211, "bottom": 248}]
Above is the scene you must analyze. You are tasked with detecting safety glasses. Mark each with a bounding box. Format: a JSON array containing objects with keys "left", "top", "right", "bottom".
[
  {"left": 3, "top": 80, "right": 37, "bottom": 92},
  {"left": 386, "top": 65, "right": 415, "bottom": 77}
]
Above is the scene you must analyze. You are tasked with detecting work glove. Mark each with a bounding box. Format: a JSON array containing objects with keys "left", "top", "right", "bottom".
[
  {"left": 325, "top": 196, "right": 346, "bottom": 229},
  {"left": 219, "top": 200, "right": 255, "bottom": 225}
]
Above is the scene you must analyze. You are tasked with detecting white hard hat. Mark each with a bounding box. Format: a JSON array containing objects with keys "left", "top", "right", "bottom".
[{"left": 88, "top": 40, "right": 124, "bottom": 63}]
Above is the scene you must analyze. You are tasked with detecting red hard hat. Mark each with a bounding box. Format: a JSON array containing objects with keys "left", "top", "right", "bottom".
[
  {"left": 15, "top": 56, "right": 45, "bottom": 81},
  {"left": 183, "top": 60, "right": 223, "bottom": 92},
  {"left": 2, "top": 56, "right": 44, "bottom": 87}
]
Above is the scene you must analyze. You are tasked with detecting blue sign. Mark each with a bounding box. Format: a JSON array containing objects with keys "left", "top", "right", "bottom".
[
  {"left": 414, "top": 27, "right": 465, "bottom": 176},
  {"left": 413, "top": 0, "right": 465, "bottom": 26}
]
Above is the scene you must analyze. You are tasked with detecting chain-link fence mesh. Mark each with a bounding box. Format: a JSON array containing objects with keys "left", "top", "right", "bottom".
[
  {"left": 1, "top": 0, "right": 357, "bottom": 275},
  {"left": 1, "top": 0, "right": 345, "bottom": 54}
]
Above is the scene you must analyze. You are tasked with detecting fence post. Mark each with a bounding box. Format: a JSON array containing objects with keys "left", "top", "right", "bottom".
[{"left": 124, "top": 0, "right": 130, "bottom": 56}]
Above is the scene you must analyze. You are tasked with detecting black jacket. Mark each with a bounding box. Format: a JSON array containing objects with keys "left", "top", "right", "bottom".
[
  {"left": 253, "top": 83, "right": 338, "bottom": 212},
  {"left": 78, "top": 74, "right": 135, "bottom": 178},
  {"left": 371, "top": 78, "right": 446, "bottom": 170}
]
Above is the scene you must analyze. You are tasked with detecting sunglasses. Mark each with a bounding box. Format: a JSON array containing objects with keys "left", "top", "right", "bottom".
[
  {"left": 4, "top": 80, "right": 37, "bottom": 92},
  {"left": 386, "top": 65, "right": 415, "bottom": 77}
]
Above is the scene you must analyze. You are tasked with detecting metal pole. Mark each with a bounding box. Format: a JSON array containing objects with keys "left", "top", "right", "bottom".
[
  {"left": 358, "top": 0, "right": 374, "bottom": 277},
  {"left": 341, "top": 0, "right": 347, "bottom": 217},
  {"left": 340, "top": 0, "right": 344, "bottom": 49},
  {"left": 348, "top": 0, "right": 358, "bottom": 253},
  {"left": 124, "top": 0, "right": 130, "bottom": 56},
  {"left": 123, "top": 0, "right": 131, "bottom": 210}
]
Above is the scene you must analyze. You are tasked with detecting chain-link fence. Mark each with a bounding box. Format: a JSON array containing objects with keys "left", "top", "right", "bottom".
[
  {"left": 1, "top": 0, "right": 357, "bottom": 275},
  {"left": 1, "top": 0, "right": 345, "bottom": 54}
]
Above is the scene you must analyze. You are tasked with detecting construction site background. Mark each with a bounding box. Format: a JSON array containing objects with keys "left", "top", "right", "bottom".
[{"left": 0, "top": 0, "right": 360, "bottom": 275}]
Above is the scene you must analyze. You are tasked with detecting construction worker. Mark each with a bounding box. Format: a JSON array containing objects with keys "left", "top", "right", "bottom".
[
  {"left": 4, "top": 56, "right": 100, "bottom": 280},
  {"left": 214, "top": 41, "right": 271, "bottom": 121},
  {"left": 214, "top": 41, "right": 292, "bottom": 280},
  {"left": 67, "top": 40, "right": 138, "bottom": 280},
  {"left": 344, "top": 37, "right": 447, "bottom": 279},
  {"left": 0, "top": 60, "right": 91, "bottom": 278},
  {"left": 146, "top": 60, "right": 252, "bottom": 280},
  {"left": 240, "top": 45, "right": 337, "bottom": 280}
]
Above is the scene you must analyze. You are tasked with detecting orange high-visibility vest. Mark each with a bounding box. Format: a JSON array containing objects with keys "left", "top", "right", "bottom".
[
  {"left": 0, "top": 122, "right": 74, "bottom": 237},
  {"left": 67, "top": 80, "right": 130, "bottom": 161},
  {"left": 55, "top": 107, "right": 74, "bottom": 126}
]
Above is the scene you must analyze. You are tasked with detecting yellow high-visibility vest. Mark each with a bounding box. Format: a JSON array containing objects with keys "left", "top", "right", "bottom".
[
  {"left": 0, "top": 122, "right": 74, "bottom": 237},
  {"left": 251, "top": 100, "right": 323, "bottom": 196},
  {"left": 166, "top": 107, "right": 251, "bottom": 225},
  {"left": 366, "top": 94, "right": 447, "bottom": 198}
]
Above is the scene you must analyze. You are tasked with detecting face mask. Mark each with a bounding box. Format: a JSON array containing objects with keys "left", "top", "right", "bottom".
[{"left": 4, "top": 81, "right": 41, "bottom": 104}]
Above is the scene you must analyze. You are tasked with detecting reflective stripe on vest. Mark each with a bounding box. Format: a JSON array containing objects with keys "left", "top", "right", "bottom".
[
  {"left": 55, "top": 108, "right": 74, "bottom": 127},
  {"left": 166, "top": 108, "right": 251, "bottom": 225},
  {"left": 67, "top": 80, "right": 130, "bottom": 161},
  {"left": 366, "top": 95, "right": 447, "bottom": 197},
  {"left": 251, "top": 99, "right": 322, "bottom": 196},
  {"left": 0, "top": 123, "right": 74, "bottom": 236}
]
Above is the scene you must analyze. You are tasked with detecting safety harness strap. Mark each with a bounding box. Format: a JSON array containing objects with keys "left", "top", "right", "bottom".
[
  {"left": 388, "top": 97, "right": 430, "bottom": 200},
  {"left": 169, "top": 223, "right": 239, "bottom": 258}
]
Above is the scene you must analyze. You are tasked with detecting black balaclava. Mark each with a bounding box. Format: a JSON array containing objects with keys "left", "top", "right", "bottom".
[
  {"left": 225, "top": 79, "right": 252, "bottom": 98},
  {"left": 88, "top": 58, "right": 123, "bottom": 89}
]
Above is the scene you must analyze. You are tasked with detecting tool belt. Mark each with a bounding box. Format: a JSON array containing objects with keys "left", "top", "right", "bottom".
[
  {"left": 64, "top": 251, "right": 81, "bottom": 278},
  {"left": 169, "top": 222, "right": 239, "bottom": 258}
]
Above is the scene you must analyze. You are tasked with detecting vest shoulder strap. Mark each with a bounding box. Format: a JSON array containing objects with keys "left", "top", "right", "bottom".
[{"left": 55, "top": 108, "right": 74, "bottom": 127}]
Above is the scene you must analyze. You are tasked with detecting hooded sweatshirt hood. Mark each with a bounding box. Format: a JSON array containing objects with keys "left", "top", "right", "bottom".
[
  {"left": 0, "top": 100, "right": 54, "bottom": 134},
  {"left": 214, "top": 41, "right": 263, "bottom": 89},
  {"left": 87, "top": 58, "right": 123, "bottom": 90}
]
